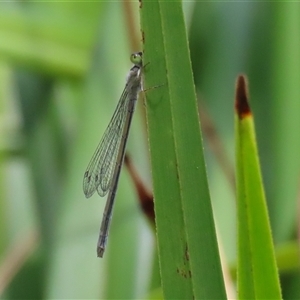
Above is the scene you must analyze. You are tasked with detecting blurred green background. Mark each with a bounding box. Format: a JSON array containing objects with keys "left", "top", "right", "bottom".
[{"left": 0, "top": 1, "right": 299, "bottom": 299}]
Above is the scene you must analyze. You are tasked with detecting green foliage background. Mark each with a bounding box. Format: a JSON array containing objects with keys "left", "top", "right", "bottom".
[{"left": 0, "top": 1, "right": 299, "bottom": 299}]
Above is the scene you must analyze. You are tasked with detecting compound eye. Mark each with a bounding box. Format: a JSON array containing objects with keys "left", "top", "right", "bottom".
[{"left": 130, "top": 52, "right": 142, "bottom": 65}]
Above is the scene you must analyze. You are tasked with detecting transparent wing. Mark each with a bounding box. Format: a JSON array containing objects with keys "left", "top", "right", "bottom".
[{"left": 83, "top": 88, "right": 130, "bottom": 198}]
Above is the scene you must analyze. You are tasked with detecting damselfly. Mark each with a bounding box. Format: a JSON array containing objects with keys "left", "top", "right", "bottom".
[{"left": 83, "top": 52, "right": 143, "bottom": 257}]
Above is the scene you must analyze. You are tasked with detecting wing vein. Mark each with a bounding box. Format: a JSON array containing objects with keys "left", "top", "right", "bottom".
[{"left": 83, "top": 88, "right": 130, "bottom": 198}]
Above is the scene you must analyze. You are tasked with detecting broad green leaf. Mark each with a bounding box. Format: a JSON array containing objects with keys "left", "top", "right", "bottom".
[{"left": 140, "top": 1, "right": 226, "bottom": 299}]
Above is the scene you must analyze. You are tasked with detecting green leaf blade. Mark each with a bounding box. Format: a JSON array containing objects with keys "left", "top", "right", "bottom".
[
  {"left": 235, "top": 75, "right": 282, "bottom": 299},
  {"left": 141, "top": 2, "right": 193, "bottom": 299},
  {"left": 141, "top": 1, "right": 226, "bottom": 299}
]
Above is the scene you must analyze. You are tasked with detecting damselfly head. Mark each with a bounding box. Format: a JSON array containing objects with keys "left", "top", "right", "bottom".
[{"left": 130, "top": 52, "right": 143, "bottom": 67}]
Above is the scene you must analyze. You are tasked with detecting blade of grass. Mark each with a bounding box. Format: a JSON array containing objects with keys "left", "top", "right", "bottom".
[
  {"left": 271, "top": 3, "right": 300, "bottom": 242},
  {"left": 140, "top": 1, "right": 226, "bottom": 298},
  {"left": 141, "top": 2, "right": 193, "bottom": 298},
  {"left": 235, "top": 75, "right": 282, "bottom": 299}
]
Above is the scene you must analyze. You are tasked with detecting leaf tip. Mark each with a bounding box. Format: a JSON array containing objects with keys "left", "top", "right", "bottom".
[{"left": 235, "top": 74, "right": 251, "bottom": 119}]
